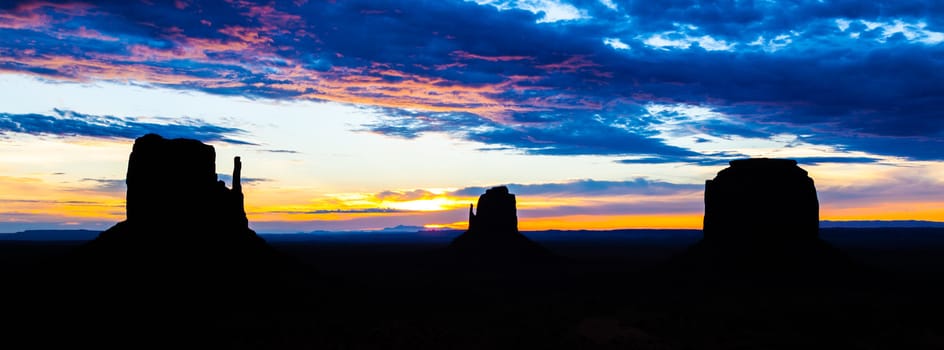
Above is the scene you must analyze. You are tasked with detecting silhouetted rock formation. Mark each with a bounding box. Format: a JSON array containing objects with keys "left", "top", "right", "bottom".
[
  {"left": 95, "top": 133, "right": 257, "bottom": 244},
  {"left": 664, "top": 158, "right": 863, "bottom": 282},
  {"left": 46, "top": 134, "right": 314, "bottom": 326},
  {"left": 448, "top": 186, "right": 556, "bottom": 262},
  {"left": 704, "top": 158, "right": 819, "bottom": 243},
  {"left": 467, "top": 186, "right": 518, "bottom": 234}
]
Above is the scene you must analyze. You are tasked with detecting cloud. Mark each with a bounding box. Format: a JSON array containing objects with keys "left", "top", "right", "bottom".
[
  {"left": 259, "top": 149, "right": 299, "bottom": 154},
  {"left": 597, "top": 0, "right": 617, "bottom": 11},
  {"left": 469, "top": 0, "right": 589, "bottom": 23},
  {"left": 0, "top": 0, "right": 942, "bottom": 162},
  {"left": 519, "top": 200, "right": 703, "bottom": 217},
  {"left": 374, "top": 189, "right": 437, "bottom": 202},
  {"left": 603, "top": 37, "right": 630, "bottom": 50},
  {"left": 790, "top": 157, "right": 882, "bottom": 165},
  {"left": 451, "top": 50, "right": 531, "bottom": 62},
  {"left": 76, "top": 175, "right": 269, "bottom": 192},
  {"left": 365, "top": 109, "right": 701, "bottom": 157},
  {"left": 266, "top": 208, "right": 410, "bottom": 215},
  {"left": 0, "top": 109, "right": 252, "bottom": 144},
  {"left": 0, "top": 198, "right": 104, "bottom": 205},
  {"left": 449, "top": 178, "right": 701, "bottom": 197},
  {"left": 818, "top": 171, "right": 944, "bottom": 206},
  {"left": 616, "top": 157, "right": 730, "bottom": 166},
  {"left": 641, "top": 31, "right": 735, "bottom": 51},
  {"left": 216, "top": 174, "right": 268, "bottom": 186},
  {"left": 617, "top": 155, "right": 881, "bottom": 166},
  {"left": 79, "top": 178, "right": 125, "bottom": 193},
  {"left": 251, "top": 208, "right": 467, "bottom": 232}
]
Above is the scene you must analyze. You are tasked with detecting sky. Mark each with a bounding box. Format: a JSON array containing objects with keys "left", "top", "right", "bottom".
[{"left": 0, "top": 0, "right": 942, "bottom": 233}]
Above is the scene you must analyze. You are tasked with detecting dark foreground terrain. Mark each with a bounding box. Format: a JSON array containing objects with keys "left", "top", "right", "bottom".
[{"left": 3, "top": 228, "right": 944, "bottom": 349}]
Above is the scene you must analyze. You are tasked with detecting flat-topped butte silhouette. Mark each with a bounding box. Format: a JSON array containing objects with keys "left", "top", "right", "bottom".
[
  {"left": 704, "top": 158, "right": 819, "bottom": 243},
  {"left": 468, "top": 186, "right": 519, "bottom": 235},
  {"left": 448, "top": 186, "right": 556, "bottom": 262},
  {"left": 126, "top": 133, "right": 249, "bottom": 233},
  {"left": 665, "top": 158, "right": 860, "bottom": 280},
  {"left": 63, "top": 134, "right": 310, "bottom": 308},
  {"left": 94, "top": 133, "right": 259, "bottom": 246}
]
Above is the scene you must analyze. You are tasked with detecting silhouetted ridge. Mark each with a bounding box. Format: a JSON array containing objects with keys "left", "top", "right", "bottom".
[
  {"left": 665, "top": 158, "right": 863, "bottom": 281},
  {"left": 448, "top": 186, "right": 556, "bottom": 262}
]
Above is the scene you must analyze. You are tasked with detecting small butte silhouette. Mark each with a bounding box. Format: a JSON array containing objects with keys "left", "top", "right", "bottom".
[{"left": 446, "top": 186, "right": 557, "bottom": 263}]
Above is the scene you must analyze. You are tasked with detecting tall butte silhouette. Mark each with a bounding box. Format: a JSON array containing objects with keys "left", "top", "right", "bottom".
[
  {"left": 95, "top": 133, "right": 258, "bottom": 246},
  {"left": 447, "top": 186, "right": 557, "bottom": 262},
  {"left": 666, "top": 158, "right": 859, "bottom": 281},
  {"left": 46, "top": 134, "right": 313, "bottom": 324}
]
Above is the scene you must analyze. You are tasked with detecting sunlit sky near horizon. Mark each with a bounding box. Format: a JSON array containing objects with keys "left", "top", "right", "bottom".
[{"left": 1, "top": 0, "right": 943, "bottom": 233}]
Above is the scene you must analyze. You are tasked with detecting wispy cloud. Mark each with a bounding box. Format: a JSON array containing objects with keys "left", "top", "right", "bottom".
[
  {"left": 79, "top": 178, "right": 125, "bottom": 193},
  {"left": 0, "top": 198, "right": 104, "bottom": 205},
  {"left": 216, "top": 174, "right": 268, "bottom": 186},
  {"left": 259, "top": 149, "right": 299, "bottom": 154},
  {"left": 450, "top": 178, "right": 701, "bottom": 197},
  {"left": 0, "top": 109, "right": 252, "bottom": 144},
  {"left": 617, "top": 155, "right": 882, "bottom": 166},
  {"left": 266, "top": 208, "right": 409, "bottom": 215}
]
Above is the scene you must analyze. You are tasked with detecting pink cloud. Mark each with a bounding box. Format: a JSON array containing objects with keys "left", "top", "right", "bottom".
[
  {"left": 64, "top": 26, "right": 119, "bottom": 41},
  {"left": 219, "top": 26, "right": 273, "bottom": 44},
  {"left": 434, "top": 62, "right": 468, "bottom": 71},
  {"left": 537, "top": 55, "right": 601, "bottom": 73},
  {"left": 451, "top": 50, "right": 532, "bottom": 62},
  {"left": 0, "top": 1, "right": 91, "bottom": 30},
  {"left": 226, "top": 0, "right": 303, "bottom": 34}
]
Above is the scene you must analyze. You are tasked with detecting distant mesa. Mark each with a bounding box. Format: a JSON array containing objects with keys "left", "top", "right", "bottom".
[
  {"left": 447, "top": 186, "right": 557, "bottom": 262},
  {"left": 379, "top": 225, "right": 433, "bottom": 233},
  {"left": 703, "top": 158, "right": 819, "bottom": 243}
]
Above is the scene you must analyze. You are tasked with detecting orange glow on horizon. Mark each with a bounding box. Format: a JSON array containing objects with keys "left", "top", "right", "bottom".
[
  {"left": 424, "top": 222, "right": 467, "bottom": 230},
  {"left": 4, "top": 155, "right": 943, "bottom": 231},
  {"left": 423, "top": 213, "right": 704, "bottom": 231},
  {"left": 822, "top": 202, "right": 944, "bottom": 222},
  {"left": 518, "top": 214, "right": 703, "bottom": 230}
]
